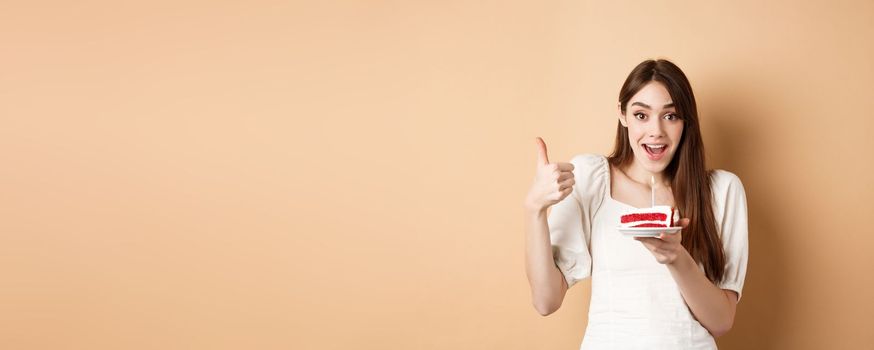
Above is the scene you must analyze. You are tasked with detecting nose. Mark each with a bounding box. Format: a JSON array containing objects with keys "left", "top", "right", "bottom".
[{"left": 647, "top": 118, "right": 666, "bottom": 138}]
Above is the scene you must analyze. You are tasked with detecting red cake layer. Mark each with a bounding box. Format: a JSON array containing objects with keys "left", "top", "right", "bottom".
[
  {"left": 621, "top": 213, "right": 668, "bottom": 223},
  {"left": 631, "top": 223, "right": 668, "bottom": 228}
]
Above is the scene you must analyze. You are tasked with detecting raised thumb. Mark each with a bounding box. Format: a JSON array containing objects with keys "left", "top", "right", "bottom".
[{"left": 535, "top": 137, "right": 549, "bottom": 165}]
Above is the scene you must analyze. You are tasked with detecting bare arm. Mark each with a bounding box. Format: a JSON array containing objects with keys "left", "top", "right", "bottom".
[
  {"left": 524, "top": 207, "right": 568, "bottom": 316},
  {"left": 635, "top": 219, "right": 738, "bottom": 337},
  {"left": 523, "top": 137, "right": 575, "bottom": 316},
  {"left": 666, "top": 249, "right": 738, "bottom": 337}
]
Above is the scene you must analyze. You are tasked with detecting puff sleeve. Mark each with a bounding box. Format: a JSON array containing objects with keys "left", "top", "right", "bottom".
[
  {"left": 547, "top": 154, "right": 608, "bottom": 288},
  {"left": 711, "top": 170, "right": 750, "bottom": 301}
]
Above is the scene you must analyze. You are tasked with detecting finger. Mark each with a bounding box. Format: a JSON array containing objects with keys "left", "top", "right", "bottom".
[
  {"left": 535, "top": 137, "right": 549, "bottom": 165},
  {"left": 658, "top": 232, "right": 681, "bottom": 243},
  {"left": 556, "top": 162, "right": 574, "bottom": 172},
  {"left": 558, "top": 171, "right": 574, "bottom": 182},
  {"left": 558, "top": 176, "right": 575, "bottom": 190},
  {"left": 556, "top": 186, "right": 573, "bottom": 200},
  {"left": 678, "top": 218, "right": 690, "bottom": 228},
  {"left": 635, "top": 237, "right": 662, "bottom": 249}
]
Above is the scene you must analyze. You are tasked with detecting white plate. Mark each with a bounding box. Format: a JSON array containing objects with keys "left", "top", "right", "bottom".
[{"left": 618, "top": 226, "right": 682, "bottom": 237}]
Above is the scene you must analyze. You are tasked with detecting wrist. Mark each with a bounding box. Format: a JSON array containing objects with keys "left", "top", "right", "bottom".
[
  {"left": 667, "top": 246, "right": 694, "bottom": 270},
  {"left": 524, "top": 203, "right": 547, "bottom": 218},
  {"left": 523, "top": 198, "right": 546, "bottom": 215}
]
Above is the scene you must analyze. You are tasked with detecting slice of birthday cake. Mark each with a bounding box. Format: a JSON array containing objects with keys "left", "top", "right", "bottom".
[{"left": 620, "top": 205, "right": 679, "bottom": 228}]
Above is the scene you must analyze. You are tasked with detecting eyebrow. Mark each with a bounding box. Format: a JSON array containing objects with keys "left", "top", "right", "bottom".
[{"left": 630, "top": 102, "right": 675, "bottom": 109}]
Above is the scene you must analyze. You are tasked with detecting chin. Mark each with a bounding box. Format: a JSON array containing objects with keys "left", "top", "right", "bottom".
[
  {"left": 635, "top": 154, "right": 671, "bottom": 173},
  {"left": 645, "top": 164, "right": 668, "bottom": 173}
]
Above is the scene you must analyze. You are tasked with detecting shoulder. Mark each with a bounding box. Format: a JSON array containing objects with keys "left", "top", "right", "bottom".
[
  {"left": 568, "top": 154, "right": 609, "bottom": 207},
  {"left": 710, "top": 169, "right": 743, "bottom": 188},
  {"left": 569, "top": 153, "right": 608, "bottom": 171},
  {"left": 710, "top": 169, "right": 747, "bottom": 199}
]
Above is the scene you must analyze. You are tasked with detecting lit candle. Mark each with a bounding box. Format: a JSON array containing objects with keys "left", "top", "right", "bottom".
[{"left": 650, "top": 175, "right": 655, "bottom": 208}]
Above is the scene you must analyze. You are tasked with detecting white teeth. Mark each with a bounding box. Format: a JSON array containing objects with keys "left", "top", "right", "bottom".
[{"left": 645, "top": 144, "right": 666, "bottom": 149}]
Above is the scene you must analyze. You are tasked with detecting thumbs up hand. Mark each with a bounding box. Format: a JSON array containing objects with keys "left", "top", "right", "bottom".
[{"left": 525, "top": 137, "right": 576, "bottom": 213}]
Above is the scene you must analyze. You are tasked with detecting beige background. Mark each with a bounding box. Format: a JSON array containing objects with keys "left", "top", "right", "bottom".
[{"left": 2, "top": 1, "right": 873, "bottom": 349}]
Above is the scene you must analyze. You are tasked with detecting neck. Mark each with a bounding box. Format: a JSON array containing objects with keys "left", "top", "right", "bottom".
[{"left": 623, "top": 160, "right": 670, "bottom": 187}]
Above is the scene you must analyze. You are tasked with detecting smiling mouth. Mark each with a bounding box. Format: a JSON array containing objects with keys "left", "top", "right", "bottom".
[{"left": 643, "top": 144, "right": 667, "bottom": 156}]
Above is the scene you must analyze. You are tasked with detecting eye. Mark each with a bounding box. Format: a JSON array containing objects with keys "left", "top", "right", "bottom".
[
  {"left": 663, "top": 113, "right": 678, "bottom": 121},
  {"left": 634, "top": 112, "right": 647, "bottom": 120}
]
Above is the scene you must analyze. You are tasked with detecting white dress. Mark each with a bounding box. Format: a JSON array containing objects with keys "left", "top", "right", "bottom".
[{"left": 548, "top": 154, "right": 749, "bottom": 350}]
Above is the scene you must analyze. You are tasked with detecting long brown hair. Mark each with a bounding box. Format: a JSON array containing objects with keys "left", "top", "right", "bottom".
[{"left": 608, "top": 59, "right": 725, "bottom": 283}]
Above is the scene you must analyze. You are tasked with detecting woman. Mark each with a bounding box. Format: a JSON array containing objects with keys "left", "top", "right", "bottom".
[{"left": 524, "top": 59, "right": 749, "bottom": 349}]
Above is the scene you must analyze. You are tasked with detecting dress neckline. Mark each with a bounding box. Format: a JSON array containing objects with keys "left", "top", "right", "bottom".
[{"left": 601, "top": 155, "right": 651, "bottom": 210}]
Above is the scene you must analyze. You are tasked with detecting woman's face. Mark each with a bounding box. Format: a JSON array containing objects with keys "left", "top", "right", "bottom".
[{"left": 619, "top": 81, "right": 684, "bottom": 174}]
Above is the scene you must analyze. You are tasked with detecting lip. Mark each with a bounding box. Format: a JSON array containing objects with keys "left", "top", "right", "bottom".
[{"left": 642, "top": 144, "right": 668, "bottom": 161}]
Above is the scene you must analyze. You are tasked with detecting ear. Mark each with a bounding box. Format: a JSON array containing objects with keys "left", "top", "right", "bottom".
[{"left": 617, "top": 102, "right": 628, "bottom": 127}]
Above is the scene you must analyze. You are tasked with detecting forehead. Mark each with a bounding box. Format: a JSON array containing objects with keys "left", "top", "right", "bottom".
[{"left": 629, "top": 82, "right": 673, "bottom": 108}]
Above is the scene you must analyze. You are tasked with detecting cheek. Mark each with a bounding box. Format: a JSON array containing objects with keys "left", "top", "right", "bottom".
[
  {"left": 670, "top": 125, "right": 684, "bottom": 143},
  {"left": 626, "top": 124, "right": 645, "bottom": 141},
  {"left": 626, "top": 129, "right": 643, "bottom": 150}
]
